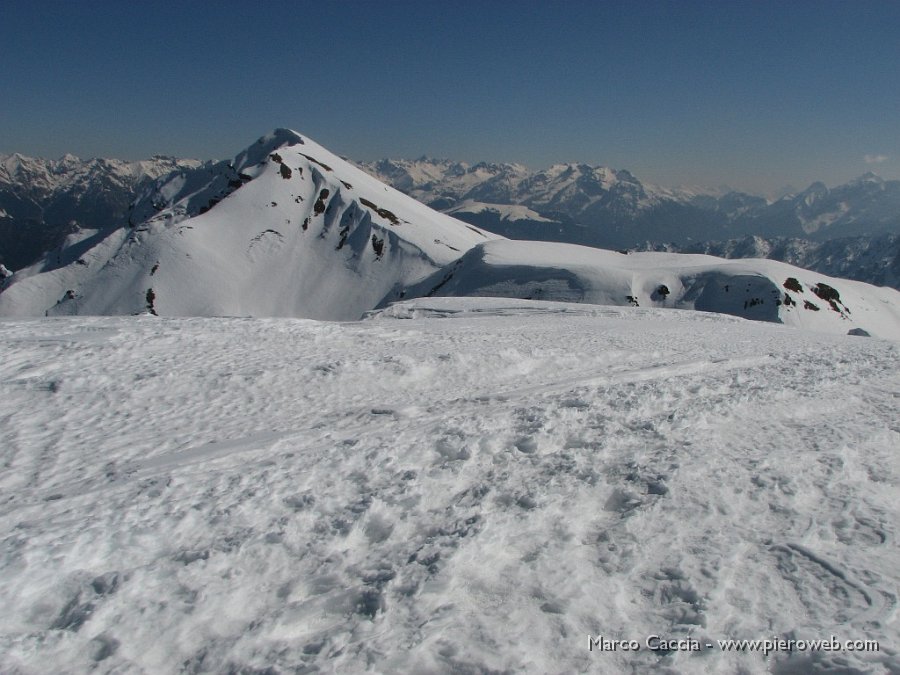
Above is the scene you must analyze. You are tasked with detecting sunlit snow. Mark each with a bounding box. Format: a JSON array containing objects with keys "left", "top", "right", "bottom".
[{"left": 1, "top": 298, "right": 897, "bottom": 674}]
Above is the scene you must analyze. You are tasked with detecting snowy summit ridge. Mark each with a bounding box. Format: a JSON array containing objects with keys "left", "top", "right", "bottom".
[{"left": 1, "top": 129, "right": 899, "bottom": 338}]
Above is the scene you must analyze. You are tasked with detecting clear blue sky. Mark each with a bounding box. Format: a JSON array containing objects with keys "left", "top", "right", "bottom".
[{"left": 2, "top": 0, "right": 898, "bottom": 194}]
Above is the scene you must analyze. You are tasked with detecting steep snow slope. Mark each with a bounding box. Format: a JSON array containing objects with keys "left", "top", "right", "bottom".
[
  {"left": 1, "top": 302, "right": 897, "bottom": 674},
  {"left": 397, "top": 240, "right": 900, "bottom": 340},
  {"left": 0, "top": 131, "right": 496, "bottom": 320}
]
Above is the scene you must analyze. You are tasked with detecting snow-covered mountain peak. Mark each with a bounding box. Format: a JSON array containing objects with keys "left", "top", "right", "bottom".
[
  {"left": 3, "top": 131, "right": 899, "bottom": 335},
  {"left": 259, "top": 127, "right": 307, "bottom": 146},
  {"left": 0, "top": 130, "right": 498, "bottom": 319},
  {"left": 231, "top": 128, "right": 308, "bottom": 169}
]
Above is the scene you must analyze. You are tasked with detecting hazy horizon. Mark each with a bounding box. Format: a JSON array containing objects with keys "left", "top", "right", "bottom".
[
  {"left": 2, "top": 0, "right": 898, "bottom": 195},
  {"left": 3, "top": 138, "right": 894, "bottom": 200}
]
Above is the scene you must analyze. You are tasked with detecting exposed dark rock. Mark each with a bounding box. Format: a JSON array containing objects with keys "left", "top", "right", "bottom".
[
  {"left": 651, "top": 284, "right": 671, "bottom": 302},
  {"left": 336, "top": 226, "right": 349, "bottom": 250},
  {"left": 313, "top": 189, "right": 330, "bottom": 216},
  {"left": 812, "top": 282, "right": 840, "bottom": 303},
  {"left": 198, "top": 196, "right": 221, "bottom": 215},
  {"left": 783, "top": 277, "right": 803, "bottom": 293},
  {"left": 300, "top": 153, "right": 332, "bottom": 172},
  {"left": 359, "top": 198, "right": 400, "bottom": 225},
  {"left": 371, "top": 235, "right": 385, "bottom": 258}
]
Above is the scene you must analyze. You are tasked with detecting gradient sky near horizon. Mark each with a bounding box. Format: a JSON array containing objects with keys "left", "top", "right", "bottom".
[{"left": 2, "top": 0, "right": 899, "bottom": 195}]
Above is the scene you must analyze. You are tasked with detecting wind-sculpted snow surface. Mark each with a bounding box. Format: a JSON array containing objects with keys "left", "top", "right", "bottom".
[
  {"left": 396, "top": 240, "right": 900, "bottom": 340},
  {"left": 1, "top": 299, "right": 898, "bottom": 674}
]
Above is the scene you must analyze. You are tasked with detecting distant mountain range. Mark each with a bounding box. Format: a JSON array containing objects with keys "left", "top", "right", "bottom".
[
  {"left": 0, "top": 153, "right": 202, "bottom": 272},
  {"left": 639, "top": 233, "right": 900, "bottom": 291},
  {"left": 355, "top": 159, "right": 900, "bottom": 291},
  {"left": 359, "top": 157, "right": 900, "bottom": 247},
  {"left": 1, "top": 146, "right": 899, "bottom": 291},
  {"left": 2, "top": 130, "right": 899, "bottom": 339}
]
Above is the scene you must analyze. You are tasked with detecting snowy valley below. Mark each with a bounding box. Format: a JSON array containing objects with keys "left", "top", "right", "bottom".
[{"left": 1, "top": 299, "right": 899, "bottom": 674}]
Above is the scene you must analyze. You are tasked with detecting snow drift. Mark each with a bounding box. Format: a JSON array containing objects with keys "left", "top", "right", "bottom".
[{"left": 395, "top": 240, "right": 900, "bottom": 340}]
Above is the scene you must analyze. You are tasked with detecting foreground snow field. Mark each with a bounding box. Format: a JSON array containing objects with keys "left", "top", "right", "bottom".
[{"left": 1, "top": 298, "right": 898, "bottom": 674}]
